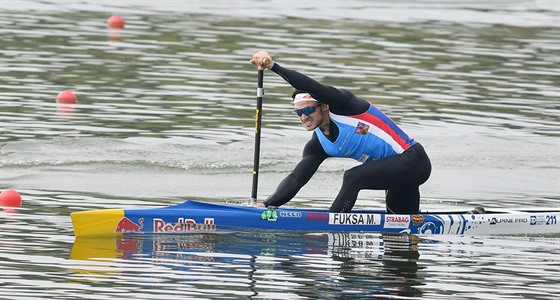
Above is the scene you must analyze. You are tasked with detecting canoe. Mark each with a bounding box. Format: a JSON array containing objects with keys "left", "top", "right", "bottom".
[{"left": 70, "top": 200, "right": 560, "bottom": 237}]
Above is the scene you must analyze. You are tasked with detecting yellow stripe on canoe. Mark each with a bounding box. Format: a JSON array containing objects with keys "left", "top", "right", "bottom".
[{"left": 71, "top": 209, "right": 124, "bottom": 238}]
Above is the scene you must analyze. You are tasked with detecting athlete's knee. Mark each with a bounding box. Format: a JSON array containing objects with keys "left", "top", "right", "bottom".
[{"left": 342, "top": 168, "right": 361, "bottom": 184}]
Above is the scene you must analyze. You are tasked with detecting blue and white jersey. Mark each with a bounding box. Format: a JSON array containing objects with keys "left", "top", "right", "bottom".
[{"left": 315, "top": 104, "right": 417, "bottom": 163}]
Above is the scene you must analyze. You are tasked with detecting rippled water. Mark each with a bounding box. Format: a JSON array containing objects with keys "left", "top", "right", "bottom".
[{"left": 1, "top": 0, "right": 559, "bottom": 299}]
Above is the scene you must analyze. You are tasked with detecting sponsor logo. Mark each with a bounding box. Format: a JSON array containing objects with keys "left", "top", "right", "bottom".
[
  {"left": 329, "top": 213, "right": 381, "bottom": 225},
  {"left": 153, "top": 218, "right": 215, "bottom": 233},
  {"left": 489, "top": 217, "right": 528, "bottom": 225},
  {"left": 530, "top": 215, "right": 557, "bottom": 226},
  {"left": 307, "top": 212, "right": 329, "bottom": 222},
  {"left": 412, "top": 215, "right": 424, "bottom": 226},
  {"left": 418, "top": 221, "right": 444, "bottom": 234},
  {"left": 116, "top": 217, "right": 144, "bottom": 233},
  {"left": 279, "top": 211, "right": 302, "bottom": 218},
  {"left": 261, "top": 209, "right": 278, "bottom": 221},
  {"left": 386, "top": 215, "right": 410, "bottom": 223},
  {"left": 384, "top": 215, "right": 410, "bottom": 229}
]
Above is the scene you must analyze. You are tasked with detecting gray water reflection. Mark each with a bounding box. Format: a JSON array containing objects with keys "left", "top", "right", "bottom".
[
  {"left": 64, "top": 232, "right": 560, "bottom": 299},
  {"left": 67, "top": 233, "right": 423, "bottom": 299},
  {"left": 1, "top": 10, "right": 559, "bottom": 144}
]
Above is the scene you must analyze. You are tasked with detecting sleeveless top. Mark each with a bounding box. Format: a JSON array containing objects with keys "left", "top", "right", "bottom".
[{"left": 315, "top": 103, "right": 417, "bottom": 163}]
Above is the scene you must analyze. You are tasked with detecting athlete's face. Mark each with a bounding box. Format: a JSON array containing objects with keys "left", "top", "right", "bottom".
[{"left": 294, "top": 101, "right": 325, "bottom": 131}]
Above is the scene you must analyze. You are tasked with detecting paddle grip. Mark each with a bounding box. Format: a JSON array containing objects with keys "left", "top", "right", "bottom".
[{"left": 261, "top": 57, "right": 271, "bottom": 69}]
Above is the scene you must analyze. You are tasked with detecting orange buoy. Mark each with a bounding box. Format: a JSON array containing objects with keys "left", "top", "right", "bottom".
[
  {"left": 56, "top": 90, "right": 77, "bottom": 104},
  {"left": 0, "top": 189, "right": 22, "bottom": 208},
  {"left": 107, "top": 15, "right": 125, "bottom": 29}
]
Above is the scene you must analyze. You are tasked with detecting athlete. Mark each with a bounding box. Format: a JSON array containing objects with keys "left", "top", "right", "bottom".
[{"left": 250, "top": 50, "right": 431, "bottom": 214}]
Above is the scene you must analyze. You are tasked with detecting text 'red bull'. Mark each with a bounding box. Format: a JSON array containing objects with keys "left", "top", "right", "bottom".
[{"left": 153, "top": 218, "right": 216, "bottom": 233}]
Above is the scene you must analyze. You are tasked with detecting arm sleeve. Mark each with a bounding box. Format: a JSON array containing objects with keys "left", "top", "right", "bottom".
[
  {"left": 270, "top": 63, "right": 369, "bottom": 115},
  {"left": 263, "top": 135, "right": 328, "bottom": 207}
]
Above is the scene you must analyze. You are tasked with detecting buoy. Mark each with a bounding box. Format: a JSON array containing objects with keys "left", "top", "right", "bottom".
[
  {"left": 107, "top": 15, "right": 125, "bottom": 29},
  {"left": 56, "top": 90, "right": 77, "bottom": 104},
  {"left": 0, "top": 189, "right": 22, "bottom": 208}
]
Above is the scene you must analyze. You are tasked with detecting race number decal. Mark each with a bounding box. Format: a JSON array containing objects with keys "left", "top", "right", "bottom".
[{"left": 530, "top": 214, "right": 557, "bottom": 226}]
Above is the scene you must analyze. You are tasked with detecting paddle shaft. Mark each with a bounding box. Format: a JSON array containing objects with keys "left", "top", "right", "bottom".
[{"left": 251, "top": 67, "right": 264, "bottom": 202}]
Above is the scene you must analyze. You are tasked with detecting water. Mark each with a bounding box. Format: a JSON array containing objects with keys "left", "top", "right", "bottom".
[{"left": 1, "top": 0, "right": 559, "bottom": 299}]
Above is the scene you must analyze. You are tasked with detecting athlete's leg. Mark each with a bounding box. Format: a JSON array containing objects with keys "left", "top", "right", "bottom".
[
  {"left": 329, "top": 144, "right": 431, "bottom": 213},
  {"left": 329, "top": 155, "right": 402, "bottom": 212}
]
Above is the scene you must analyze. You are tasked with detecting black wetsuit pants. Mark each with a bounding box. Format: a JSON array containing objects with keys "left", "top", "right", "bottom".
[{"left": 329, "top": 143, "right": 431, "bottom": 214}]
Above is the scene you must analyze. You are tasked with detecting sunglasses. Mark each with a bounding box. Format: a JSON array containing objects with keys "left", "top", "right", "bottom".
[{"left": 294, "top": 103, "right": 321, "bottom": 117}]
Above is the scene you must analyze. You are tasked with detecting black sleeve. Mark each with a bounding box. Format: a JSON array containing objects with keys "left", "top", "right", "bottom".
[
  {"left": 270, "top": 63, "right": 370, "bottom": 115},
  {"left": 263, "top": 134, "right": 328, "bottom": 207}
]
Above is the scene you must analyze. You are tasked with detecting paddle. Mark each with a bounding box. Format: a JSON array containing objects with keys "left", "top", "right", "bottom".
[{"left": 251, "top": 58, "right": 270, "bottom": 204}]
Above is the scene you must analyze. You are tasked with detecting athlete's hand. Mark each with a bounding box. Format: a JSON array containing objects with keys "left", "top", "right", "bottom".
[
  {"left": 250, "top": 50, "right": 273, "bottom": 70},
  {"left": 254, "top": 202, "right": 266, "bottom": 207}
]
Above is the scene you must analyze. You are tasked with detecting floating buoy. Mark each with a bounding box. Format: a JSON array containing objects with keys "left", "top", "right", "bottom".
[
  {"left": 0, "top": 189, "right": 22, "bottom": 208},
  {"left": 56, "top": 90, "right": 77, "bottom": 104},
  {"left": 107, "top": 15, "right": 125, "bottom": 29}
]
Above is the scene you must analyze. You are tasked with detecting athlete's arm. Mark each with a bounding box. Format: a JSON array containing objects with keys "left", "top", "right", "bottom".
[
  {"left": 270, "top": 63, "right": 369, "bottom": 115},
  {"left": 263, "top": 135, "right": 328, "bottom": 207}
]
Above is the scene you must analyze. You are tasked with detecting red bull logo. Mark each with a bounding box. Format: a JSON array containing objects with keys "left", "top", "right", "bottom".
[
  {"left": 153, "top": 218, "right": 216, "bottom": 233},
  {"left": 115, "top": 217, "right": 144, "bottom": 233}
]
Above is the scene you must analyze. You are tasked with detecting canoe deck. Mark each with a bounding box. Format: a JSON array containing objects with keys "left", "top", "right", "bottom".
[{"left": 71, "top": 200, "right": 560, "bottom": 237}]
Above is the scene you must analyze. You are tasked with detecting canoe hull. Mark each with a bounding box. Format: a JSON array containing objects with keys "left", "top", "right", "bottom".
[{"left": 71, "top": 200, "right": 560, "bottom": 237}]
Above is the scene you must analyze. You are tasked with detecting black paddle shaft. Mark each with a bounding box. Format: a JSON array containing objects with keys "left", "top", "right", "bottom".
[{"left": 251, "top": 68, "right": 264, "bottom": 201}]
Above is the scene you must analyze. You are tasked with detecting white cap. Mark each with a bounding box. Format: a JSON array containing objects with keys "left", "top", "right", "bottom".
[{"left": 293, "top": 93, "right": 318, "bottom": 104}]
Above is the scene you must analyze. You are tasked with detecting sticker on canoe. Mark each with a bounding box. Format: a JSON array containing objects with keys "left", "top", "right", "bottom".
[
  {"left": 261, "top": 210, "right": 278, "bottom": 221},
  {"left": 530, "top": 215, "right": 557, "bottom": 226},
  {"left": 279, "top": 211, "right": 302, "bottom": 218},
  {"left": 489, "top": 217, "right": 528, "bottom": 225},
  {"left": 153, "top": 218, "right": 216, "bottom": 233},
  {"left": 328, "top": 213, "right": 381, "bottom": 225},
  {"left": 412, "top": 215, "right": 424, "bottom": 226},
  {"left": 383, "top": 215, "right": 410, "bottom": 229},
  {"left": 307, "top": 212, "right": 329, "bottom": 222},
  {"left": 116, "top": 217, "right": 144, "bottom": 233}
]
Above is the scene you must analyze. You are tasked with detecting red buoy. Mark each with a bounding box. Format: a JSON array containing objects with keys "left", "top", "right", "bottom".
[
  {"left": 56, "top": 90, "right": 77, "bottom": 104},
  {"left": 107, "top": 15, "right": 125, "bottom": 29},
  {"left": 0, "top": 189, "right": 22, "bottom": 208}
]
